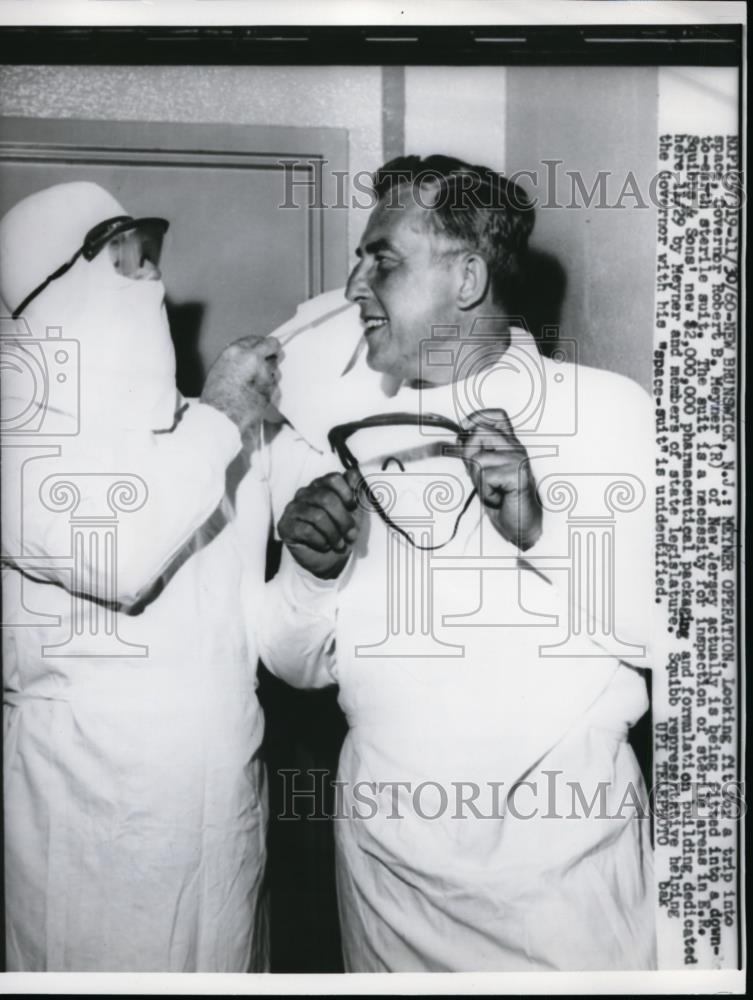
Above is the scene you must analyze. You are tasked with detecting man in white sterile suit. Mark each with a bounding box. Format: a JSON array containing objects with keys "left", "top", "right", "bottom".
[
  {"left": 1, "top": 182, "right": 278, "bottom": 971},
  {"left": 251, "top": 155, "right": 657, "bottom": 971}
]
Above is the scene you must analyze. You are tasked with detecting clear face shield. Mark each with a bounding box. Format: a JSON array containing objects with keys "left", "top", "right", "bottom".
[
  {"left": 11, "top": 215, "right": 169, "bottom": 318},
  {"left": 328, "top": 411, "right": 478, "bottom": 551}
]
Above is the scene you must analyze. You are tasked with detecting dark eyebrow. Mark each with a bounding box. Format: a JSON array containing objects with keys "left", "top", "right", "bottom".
[{"left": 355, "top": 237, "right": 397, "bottom": 259}]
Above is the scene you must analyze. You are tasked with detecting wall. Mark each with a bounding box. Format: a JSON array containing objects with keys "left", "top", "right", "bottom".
[
  {"left": 404, "top": 65, "right": 506, "bottom": 171},
  {"left": 657, "top": 65, "right": 738, "bottom": 133},
  {"left": 505, "top": 67, "right": 659, "bottom": 391}
]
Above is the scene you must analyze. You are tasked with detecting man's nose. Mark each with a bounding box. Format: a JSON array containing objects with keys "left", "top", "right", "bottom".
[{"left": 345, "top": 260, "right": 369, "bottom": 302}]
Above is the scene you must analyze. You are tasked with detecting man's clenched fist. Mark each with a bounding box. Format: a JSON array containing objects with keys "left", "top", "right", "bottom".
[
  {"left": 201, "top": 334, "right": 280, "bottom": 436},
  {"left": 456, "top": 408, "right": 543, "bottom": 551},
  {"left": 278, "top": 470, "right": 364, "bottom": 580}
]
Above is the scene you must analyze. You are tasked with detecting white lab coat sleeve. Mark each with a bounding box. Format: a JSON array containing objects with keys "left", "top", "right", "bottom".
[
  {"left": 7, "top": 401, "right": 242, "bottom": 608},
  {"left": 523, "top": 369, "right": 655, "bottom": 668},
  {"left": 251, "top": 548, "right": 340, "bottom": 690},
  {"left": 240, "top": 416, "right": 343, "bottom": 689}
]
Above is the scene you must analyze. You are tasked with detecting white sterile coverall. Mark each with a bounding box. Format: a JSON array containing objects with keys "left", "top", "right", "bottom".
[
  {"left": 1, "top": 183, "right": 270, "bottom": 972},
  {"left": 249, "top": 290, "right": 657, "bottom": 972}
]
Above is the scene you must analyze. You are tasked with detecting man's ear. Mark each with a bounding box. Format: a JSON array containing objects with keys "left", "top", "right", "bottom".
[{"left": 456, "top": 252, "right": 490, "bottom": 310}]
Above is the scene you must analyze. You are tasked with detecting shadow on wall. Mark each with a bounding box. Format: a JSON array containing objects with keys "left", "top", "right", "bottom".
[
  {"left": 166, "top": 299, "right": 206, "bottom": 399},
  {"left": 514, "top": 248, "right": 569, "bottom": 361}
]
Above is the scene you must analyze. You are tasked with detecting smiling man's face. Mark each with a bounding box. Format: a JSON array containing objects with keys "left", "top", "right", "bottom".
[{"left": 345, "top": 192, "right": 462, "bottom": 384}]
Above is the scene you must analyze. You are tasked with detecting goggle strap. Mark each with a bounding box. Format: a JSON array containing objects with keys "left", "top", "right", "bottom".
[
  {"left": 10, "top": 215, "right": 168, "bottom": 318},
  {"left": 11, "top": 248, "right": 84, "bottom": 319},
  {"left": 360, "top": 475, "right": 478, "bottom": 552},
  {"left": 329, "top": 411, "right": 478, "bottom": 551}
]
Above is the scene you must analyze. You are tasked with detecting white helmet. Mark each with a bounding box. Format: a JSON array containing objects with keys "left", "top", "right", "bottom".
[{"left": 0, "top": 182, "right": 177, "bottom": 432}]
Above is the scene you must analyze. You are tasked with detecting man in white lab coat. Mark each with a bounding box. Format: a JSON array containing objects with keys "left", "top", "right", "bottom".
[
  {"left": 1, "top": 182, "right": 277, "bottom": 971},
  {"left": 253, "top": 155, "right": 657, "bottom": 971}
]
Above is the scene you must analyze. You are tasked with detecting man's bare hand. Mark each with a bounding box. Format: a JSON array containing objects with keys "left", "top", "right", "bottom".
[
  {"left": 456, "top": 408, "right": 543, "bottom": 551},
  {"left": 201, "top": 335, "right": 280, "bottom": 436},
  {"left": 278, "top": 469, "right": 364, "bottom": 580}
]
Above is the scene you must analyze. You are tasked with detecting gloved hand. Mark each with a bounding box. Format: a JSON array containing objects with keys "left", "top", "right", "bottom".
[
  {"left": 278, "top": 469, "right": 364, "bottom": 579},
  {"left": 201, "top": 334, "right": 280, "bottom": 436},
  {"left": 456, "top": 408, "right": 543, "bottom": 551}
]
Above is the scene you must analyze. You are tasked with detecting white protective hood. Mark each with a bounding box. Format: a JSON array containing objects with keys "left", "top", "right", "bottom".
[
  {"left": 0, "top": 181, "right": 177, "bottom": 432},
  {"left": 1, "top": 184, "right": 269, "bottom": 972}
]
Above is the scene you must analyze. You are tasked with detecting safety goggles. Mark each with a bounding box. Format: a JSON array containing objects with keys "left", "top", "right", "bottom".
[
  {"left": 328, "top": 412, "right": 478, "bottom": 551},
  {"left": 11, "top": 215, "right": 169, "bottom": 319}
]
